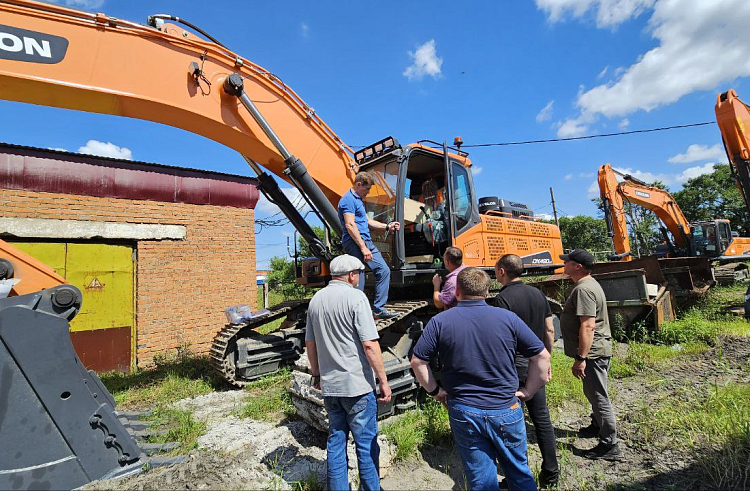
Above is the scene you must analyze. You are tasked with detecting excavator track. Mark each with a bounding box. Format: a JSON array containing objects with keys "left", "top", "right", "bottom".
[
  {"left": 289, "top": 299, "right": 431, "bottom": 432},
  {"left": 210, "top": 299, "right": 310, "bottom": 387}
]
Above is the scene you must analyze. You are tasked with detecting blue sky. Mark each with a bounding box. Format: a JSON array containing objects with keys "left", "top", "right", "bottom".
[{"left": 3, "top": 0, "right": 750, "bottom": 268}]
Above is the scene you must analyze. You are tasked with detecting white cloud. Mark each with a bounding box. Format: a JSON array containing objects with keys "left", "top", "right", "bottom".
[
  {"left": 537, "top": 213, "right": 555, "bottom": 221},
  {"left": 676, "top": 162, "right": 716, "bottom": 183},
  {"left": 300, "top": 22, "right": 309, "bottom": 38},
  {"left": 44, "top": 0, "right": 105, "bottom": 9},
  {"left": 597, "top": 66, "right": 609, "bottom": 79},
  {"left": 47, "top": 147, "right": 67, "bottom": 152},
  {"left": 668, "top": 143, "right": 724, "bottom": 164},
  {"left": 618, "top": 118, "right": 630, "bottom": 129},
  {"left": 471, "top": 166, "right": 483, "bottom": 176},
  {"left": 587, "top": 180, "right": 600, "bottom": 198},
  {"left": 542, "top": 0, "right": 750, "bottom": 132},
  {"left": 536, "top": 100, "right": 555, "bottom": 123},
  {"left": 403, "top": 40, "right": 443, "bottom": 81},
  {"left": 564, "top": 173, "right": 573, "bottom": 180},
  {"left": 77, "top": 140, "right": 132, "bottom": 160},
  {"left": 255, "top": 187, "right": 311, "bottom": 215},
  {"left": 556, "top": 111, "right": 596, "bottom": 137},
  {"left": 536, "top": 0, "right": 656, "bottom": 28}
]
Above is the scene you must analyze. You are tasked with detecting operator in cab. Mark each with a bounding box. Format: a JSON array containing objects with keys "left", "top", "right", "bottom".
[{"left": 338, "top": 171, "right": 400, "bottom": 320}]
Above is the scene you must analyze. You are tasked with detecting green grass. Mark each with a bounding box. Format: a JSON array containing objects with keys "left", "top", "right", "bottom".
[
  {"left": 546, "top": 351, "right": 586, "bottom": 408},
  {"left": 382, "top": 399, "right": 453, "bottom": 461},
  {"left": 637, "top": 383, "right": 750, "bottom": 489},
  {"left": 610, "top": 341, "right": 710, "bottom": 379},
  {"left": 146, "top": 406, "right": 207, "bottom": 453},
  {"left": 100, "top": 350, "right": 224, "bottom": 408},
  {"left": 239, "top": 368, "right": 297, "bottom": 421}
]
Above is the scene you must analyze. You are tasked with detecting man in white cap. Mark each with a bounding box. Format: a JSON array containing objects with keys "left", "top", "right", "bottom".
[{"left": 305, "top": 254, "right": 392, "bottom": 491}]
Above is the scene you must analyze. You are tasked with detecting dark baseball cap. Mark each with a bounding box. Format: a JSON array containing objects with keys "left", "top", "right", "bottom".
[{"left": 560, "top": 248, "right": 595, "bottom": 268}]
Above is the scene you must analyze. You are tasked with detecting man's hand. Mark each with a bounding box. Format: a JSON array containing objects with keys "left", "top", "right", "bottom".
[
  {"left": 572, "top": 359, "right": 586, "bottom": 379},
  {"left": 378, "top": 381, "right": 392, "bottom": 403},
  {"left": 433, "top": 388, "right": 448, "bottom": 407},
  {"left": 547, "top": 365, "right": 553, "bottom": 383},
  {"left": 432, "top": 273, "right": 442, "bottom": 290},
  {"left": 311, "top": 374, "right": 321, "bottom": 391},
  {"left": 515, "top": 387, "right": 532, "bottom": 402},
  {"left": 361, "top": 247, "right": 373, "bottom": 263},
  {"left": 388, "top": 222, "right": 401, "bottom": 232}
]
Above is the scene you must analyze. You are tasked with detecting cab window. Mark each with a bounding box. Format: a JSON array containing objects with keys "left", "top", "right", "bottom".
[{"left": 451, "top": 162, "right": 472, "bottom": 231}]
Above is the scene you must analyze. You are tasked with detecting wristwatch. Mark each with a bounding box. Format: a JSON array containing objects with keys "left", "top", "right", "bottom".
[
  {"left": 427, "top": 383, "right": 441, "bottom": 396},
  {"left": 575, "top": 354, "right": 588, "bottom": 361}
]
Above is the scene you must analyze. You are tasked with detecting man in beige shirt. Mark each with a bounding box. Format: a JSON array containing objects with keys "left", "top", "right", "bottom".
[{"left": 560, "top": 248, "right": 621, "bottom": 461}]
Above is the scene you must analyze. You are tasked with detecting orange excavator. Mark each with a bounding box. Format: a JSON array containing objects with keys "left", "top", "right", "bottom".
[
  {"left": 598, "top": 163, "right": 750, "bottom": 287},
  {"left": 716, "top": 88, "right": 750, "bottom": 316},
  {"left": 0, "top": 0, "right": 564, "bottom": 485},
  {"left": 598, "top": 164, "right": 750, "bottom": 262}
]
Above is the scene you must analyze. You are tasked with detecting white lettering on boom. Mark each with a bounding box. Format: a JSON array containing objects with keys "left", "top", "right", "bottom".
[
  {"left": 24, "top": 37, "right": 51, "bottom": 58},
  {"left": 0, "top": 32, "right": 23, "bottom": 52},
  {"left": 0, "top": 32, "right": 52, "bottom": 58}
]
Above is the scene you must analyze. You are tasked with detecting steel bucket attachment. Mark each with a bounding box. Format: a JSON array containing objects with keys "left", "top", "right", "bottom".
[{"left": 0, "top": 286, "right": 178, "bottom": 490}]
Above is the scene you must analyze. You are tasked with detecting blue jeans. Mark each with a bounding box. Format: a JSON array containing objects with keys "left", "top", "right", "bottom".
[
  {"left": 448, "top": 400, "right": 537, "bottom": 491},
  {"left": 342, "top": 238, "right": 391, "bottom": 312},
  {"left": 324, "top": 392, "right": 380, "bottom": 491}
]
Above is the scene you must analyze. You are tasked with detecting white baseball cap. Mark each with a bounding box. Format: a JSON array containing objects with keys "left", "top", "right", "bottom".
[{"left": 330, "top": 254, "right": 366, "bottom": 275}]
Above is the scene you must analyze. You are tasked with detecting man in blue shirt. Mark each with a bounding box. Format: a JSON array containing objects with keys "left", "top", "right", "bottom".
[
  {"left": 338, "top": 171, "right": 400, "bottom": 319},
  {"left": 411, "top": 267, "right": 551, "bottom": 491}
]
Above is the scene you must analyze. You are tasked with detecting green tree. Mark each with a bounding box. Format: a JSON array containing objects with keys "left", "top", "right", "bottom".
[
  {"left": 673, "top": 164, "right": 750, "bottom": 235},
  {"left": 266, "top": 226, "right": 331, "bottom": 302},
  {"left": 553, "top": 215, "right": 610, "bottom": 255}
]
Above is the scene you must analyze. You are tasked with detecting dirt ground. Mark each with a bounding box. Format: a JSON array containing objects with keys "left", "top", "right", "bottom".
[{"left": 84, "top": 334, "right": 750, "bottom": 491}]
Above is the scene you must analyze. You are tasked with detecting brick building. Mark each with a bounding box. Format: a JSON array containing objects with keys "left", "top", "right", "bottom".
[{"left": 0, "top": 143, "right": 259, "bottom": 371}]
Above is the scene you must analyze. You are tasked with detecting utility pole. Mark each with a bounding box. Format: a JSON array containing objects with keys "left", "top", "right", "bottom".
[{"left": 550, "top": 187, "right": 560, "bottom": 228}]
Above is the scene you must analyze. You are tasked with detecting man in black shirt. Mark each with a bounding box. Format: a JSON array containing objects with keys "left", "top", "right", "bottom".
[{"left": 490, "top": 254, "right": 559, "bottom": 489}]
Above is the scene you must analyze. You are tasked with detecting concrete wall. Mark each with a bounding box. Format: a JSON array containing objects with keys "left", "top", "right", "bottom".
[{"left": 0, "top": 188, "right": 256, "bottom": 366}]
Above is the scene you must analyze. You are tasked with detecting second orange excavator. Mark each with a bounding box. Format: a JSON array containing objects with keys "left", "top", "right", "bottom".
[{"left": 598, "top": 163, "right": 750, "bottom": 283}]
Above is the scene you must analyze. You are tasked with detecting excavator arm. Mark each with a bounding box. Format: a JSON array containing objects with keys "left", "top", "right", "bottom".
[
  {"left": 598, "top": 164, "right": 693, "bottom": 258},
  {"left": 0, "top": 0, "right": 361, "bottom": 254},
  {"left": 715, "top": 89, "right": 750, "bottom": 213}
]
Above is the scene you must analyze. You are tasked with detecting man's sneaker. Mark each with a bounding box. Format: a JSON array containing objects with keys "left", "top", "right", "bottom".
[
  {"left": 374, "top": 309, "right": 398, "bottom": 320},
  {"left": 577, "top": 422, "right": 600, "bottom": 438},
  {"left": 583, "top": 442, "right": 623, "bottom": 461}
]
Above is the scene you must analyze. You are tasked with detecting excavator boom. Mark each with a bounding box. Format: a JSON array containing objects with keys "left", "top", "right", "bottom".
[
  {"left": 0, "top": 0, "right": 356, "bottom": 237},
  {"left": 716, "top": 89, "right": 750, "bottom": 210}
]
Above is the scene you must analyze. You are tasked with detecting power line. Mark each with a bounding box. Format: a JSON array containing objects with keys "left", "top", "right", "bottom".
[
  {"left": 350, "top": 121, "right": 714, "bottom": 149},
  {"left": 461, "top": 122, "right": 714, "bottom": 148}
]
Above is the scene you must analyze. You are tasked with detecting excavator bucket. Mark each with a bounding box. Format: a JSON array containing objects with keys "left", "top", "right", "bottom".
[
  {"left": 0, "top": 286, "right": 150, "bottom": 490},
  {"left": 594, "top": 256, "right": 715, "bottom": 297}
]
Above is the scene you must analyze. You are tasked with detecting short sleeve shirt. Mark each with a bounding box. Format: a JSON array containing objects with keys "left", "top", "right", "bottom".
[
  {"left": 338, "top": 189, "right": 371, "bottom": 242},
  {"left": 438, "top": 265, "right": 468, "bottom": 309},
  {"left": 560, "top": 276, "right": 612, "bottom": 359},
  {"left": 305, "top": 280, "right": 379, "bottom": 397},
  {"left": 412, "top": 300, "right": 544, "bottom": 409}
]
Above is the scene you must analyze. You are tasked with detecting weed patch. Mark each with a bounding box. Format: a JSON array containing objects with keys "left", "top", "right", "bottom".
[
  {"left": 383, "top": 399, "right": 452, "bottom": 461},
  {"left": 147, "top": 406, "right": 206, "bottom": 453},
  {"left": 546, "top": 351, "right": 586, "bottom": 408},
  {"left": 239, "top": 368, "right": 296, "bottom": 421},
  {"left": 101, "top": 350, "right": 223, "bottom": 408},
  {"left": 611, "top": 342, "right": 709, "bottom": 379},
  {"left": 635, "top": 383, "right": 750, "bottom": 489}
]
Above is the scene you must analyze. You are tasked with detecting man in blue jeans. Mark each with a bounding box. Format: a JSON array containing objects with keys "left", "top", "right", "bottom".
[
  {"left": 411, "top": 267, "right": 551, "bottom": 491},
  {"left": 338, "top": 171, "right": 400, "bottom": 320},
  {"left": 305, "top": 254, "right": 392, "bottom": 491}
]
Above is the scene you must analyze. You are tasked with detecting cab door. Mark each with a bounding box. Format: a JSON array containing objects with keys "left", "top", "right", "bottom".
[{"left": 443, "top": 146, "right": 479, "bottom": 239}]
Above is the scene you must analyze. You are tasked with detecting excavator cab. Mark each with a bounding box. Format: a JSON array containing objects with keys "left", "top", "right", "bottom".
[
  {"left": 354, "top": 138, "right": 479, "bottom": 283},
  {"left": 691, "top": 220, "right": 733, "bottom": 258}
]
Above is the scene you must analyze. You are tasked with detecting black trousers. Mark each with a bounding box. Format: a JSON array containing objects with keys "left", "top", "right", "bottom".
[{"left": 519, "top": 379, "right": 559, "bottom": 483}]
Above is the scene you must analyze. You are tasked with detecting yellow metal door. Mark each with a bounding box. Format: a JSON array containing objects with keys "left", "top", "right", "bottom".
[{"left": 10, "top": 241, "right": 135, "bottom": 372}]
